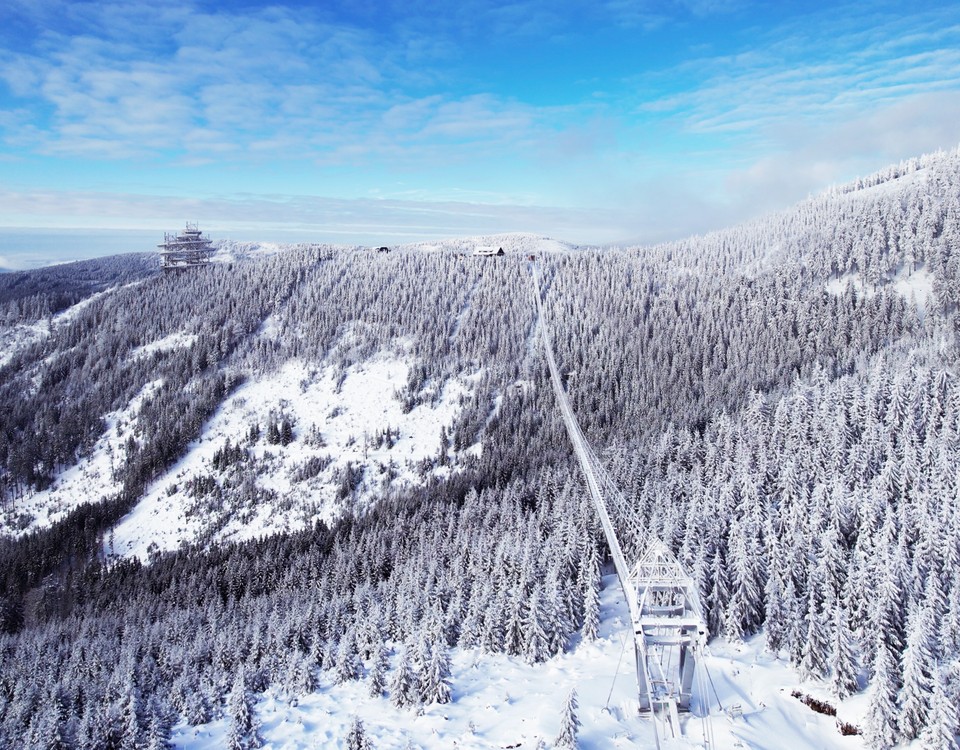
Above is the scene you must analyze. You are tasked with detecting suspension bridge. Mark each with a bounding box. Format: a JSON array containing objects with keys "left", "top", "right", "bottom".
[{"left": 530, "top": 262, "right": 715, "bottom": 748}]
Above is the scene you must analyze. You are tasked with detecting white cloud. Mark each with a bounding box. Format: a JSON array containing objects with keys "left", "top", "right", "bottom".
[
  {"left": 0, "top": 186, "right": 638, "bottom": 247},
  {"left": 636, "top": 5, "right": 960, "bottom": 137},
  {"left": 2, "top": 1, "right": 960, "bottom": 252},
  {"left": 0, "top": 1, "right": 593, "bottom": 175}
]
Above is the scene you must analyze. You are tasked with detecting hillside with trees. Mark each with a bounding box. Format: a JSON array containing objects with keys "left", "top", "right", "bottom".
[{"left": 1, "top": 149, "right": 959, "bottom": 748}]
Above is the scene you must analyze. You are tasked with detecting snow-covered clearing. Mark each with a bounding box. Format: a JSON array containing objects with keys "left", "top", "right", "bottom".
[
  {"left": 892, "top": 267, "right": 934, "bottom": 320},
  {"left": 110, "top": 354, "right": 477, "bottom": 559},
  {"left": 212, "top": 240, "right": 296, "bottom": 264},
  {"left": 405, "top": 233, "right": 576, "bottom": 256},
  {"left": 0, "top": 320, "right": 47, "bottom": 369},
  {"left": 825, "top": 265, "right": 934, "bottom": 320},
  {"left": 131, "top": 331, "right": 198, "bottom": 359},
  {"left": 172, "top": 573, "right": 865, "bottom": 750},
  {"left": 0, "top": 379, "right": 162, "bottom": 535},
  {"left": 833, "top": 167, "right": 929, "bottom": 201},
  {"left": 0, "top": 284, "right": 124, "bottom": 367}
]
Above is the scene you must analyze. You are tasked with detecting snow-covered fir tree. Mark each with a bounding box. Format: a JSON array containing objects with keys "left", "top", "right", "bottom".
[{"left": 555, "top": 688, "right": 581, "bottom": 750}]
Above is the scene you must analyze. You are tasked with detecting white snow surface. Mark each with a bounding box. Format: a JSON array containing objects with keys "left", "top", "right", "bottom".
[
  {"left": 404, "top": 233, "right": 577, "bottom": 256},
  {"left": 831, "top": 166, "right": 930, "bottom": 201},
  {"left": 208, "top": 233, "right": 578, "bottom": 265},
  {"left": 211, "top": 240, "right": 305, "bottom": 264},
  {"left": 0, "top": 379, "right": 162, "bottom": 534},
  {"left": 131, "top": 331, "right": 198, "bottom": 359},
  {"left": 0, "top": 283, "right": 126, "bottom": 368},
  {"left": 825, "top": 265, "right": 934, "bottom": 320},
  {"left": 0, "top": 319, "right": 48, "bottom": 369},
  {"left": 110, "top": 353, "right": 476, "bottom": 559},
  {"left": 172, "top": 573, "right": 867, "bottom": 749}
]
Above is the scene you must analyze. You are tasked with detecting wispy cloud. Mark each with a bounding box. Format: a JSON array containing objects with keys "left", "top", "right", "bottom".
[
  {"left": 0, "top": 0, "right": 603, "bottom": 183},
  {"left": 636, "top": 5, "right": 960, "bottom": 135},
  {"left": 2, "top": 1, "right": 960, "bottom": 251},
  {"left": 0, "top": 185, "right": 638, "bottom": 248}
]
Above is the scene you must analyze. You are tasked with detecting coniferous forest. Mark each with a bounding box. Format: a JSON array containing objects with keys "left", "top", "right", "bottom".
[{"left": 1, "top": 149, "right": 960, "bottom": 748}]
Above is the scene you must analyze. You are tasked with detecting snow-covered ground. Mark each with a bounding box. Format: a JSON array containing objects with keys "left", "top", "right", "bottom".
[
  {"left": 401, "top": 233, "right": 578, "bottom": 256},
  {"left": 208, "top": 233, "right": 577, "bottom": 265},
  {"left": 211, "top": 240, "right": 314, "bottom": 264},
  {"left": 832, "top": 167, "right": 929, "bottom": 201},
  {"left": 109, "top": 352, "right": 477, "bottom": 559},
  {"left": 0, "top": 283, "right": 127, "bottom": 368},
  {"left": 171, "top": 573, "right": 866, "bottom": 750},
  {"left": 0, "top": 379, "right": 162, "bottom": 534},
  {"left": 2, "top": 305, "right": 483, "bottom": 554},
  {"left": 825, "top": 265, "right": 934, "bottom": 320},
  {"left": 131, "top": 331, "right": 198, "bottom": 359}
]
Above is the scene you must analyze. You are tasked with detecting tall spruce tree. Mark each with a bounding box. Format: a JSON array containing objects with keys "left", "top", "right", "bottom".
[{"left": 555, "top": 688, "right": 580, "bottom": 750}]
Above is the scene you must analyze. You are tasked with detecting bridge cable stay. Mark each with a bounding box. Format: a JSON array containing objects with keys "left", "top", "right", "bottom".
[{"left": 529, "top": 263, "right": 713, "bottom": 747}]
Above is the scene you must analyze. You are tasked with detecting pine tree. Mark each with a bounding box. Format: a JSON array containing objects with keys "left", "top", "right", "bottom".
[
  {"left": 581, "top": 567, "right": 600, "bottom": 642},
  {"left": 799, "top": 584, "right": 829, "bottom": 680},
  {"left": 899, "top": 604, "right": 936, "bottom": 740},
  {"left": 120, "top": 684, "right": 142, "bottom": 750},
  {"left": 368, "top": 642, "right": 389, "bottom": 698},
  {"left": 389, "top": 648, "right": 418, "bottom": 710},
  {"left": 334, "top": 634, "right": 361, "bottom": 684},
  {"left": 226, "top": 665, "right": 261, "bottom": 750},
  {"left": 524, "top": 588, "right": 553, "bottom": 664},
  {"left": 555, "top": 688, "right": 580, "bottom": 750},
  {"left": 345, "top": 716, "right": 368, "bottom": 750},
  {"left": 279, "top": 417, "right": 294, "bottom": 446},
  {"left": 412, "top": 634, "right": 434, "bottom": 705},
  {"left": 763, "top": 569, "right": 787, "bottom": 654},
  {"left": 284, "top": 652, "right": 317, "bottom": 695},
  {"left": 707, "top": 542, "right": 730, "bottom": 640},
  {"left": 830, "top": 605, "right": 859, "bottom": 699},
  {"left": 424, "top": 641, "right": 452, "bottom": 705},
  {"left": 781, "top": 577, "right": 805, "bottom": 667},
  {"left": 544, "top": 574, "right": 569, "bottom": 657},
  {"left": 920, "top": 667, "right": 959, "bottom": 749},
  {"left": 865, "top": 642, "right": 900, "bottom": 749},
  {"left": 503, "top": 589, "right": 526, "bottom": 655},
  {"left": 144, "top": 711, "right": 172, "bottom": 750},
  {"left": 724, "top": 511, "right": 765, "bottom": 638}
]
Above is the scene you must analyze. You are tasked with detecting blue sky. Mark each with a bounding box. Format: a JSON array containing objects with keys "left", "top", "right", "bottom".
[{"left": 1, "top": 0, "right": 959, "bottom": 266}]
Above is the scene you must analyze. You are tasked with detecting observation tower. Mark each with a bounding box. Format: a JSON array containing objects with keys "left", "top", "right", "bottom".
[{"left": 158, "top": 223, "right": 214, "bottom": 269}]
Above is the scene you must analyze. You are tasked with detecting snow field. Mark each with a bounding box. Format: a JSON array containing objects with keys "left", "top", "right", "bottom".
[
  {"left": 0, "top": 379, "right": 162, "bottom": 535},
  {"left": 130, "top": 331, "right": 198, "bottom": 359},
  {"left": 110, "top": 352, "right": 477, "bottom": 559},
  {"left": 170, "top": 573, "right": 867, "bottom": 750},
  {"left": 825, "top": 265, "right": 934, "bottom": 320},
  {"left": 171, "top": 573, "right": 653, "bottom": 749},
  {"left": 0, "top": 282, "right": 129, "bottom": 368}
]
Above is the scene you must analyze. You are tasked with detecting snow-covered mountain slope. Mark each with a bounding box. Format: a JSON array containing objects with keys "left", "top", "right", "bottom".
[
  {"left": 110, "top": 353, "right": 479, "bottom": 560},
  {"left": 2, "top": 233, "right": 581, "bottom": 549},
  {"left": 0, "top": 282, "right": 140, "bottom": 368},
  {"left": 3, "top": 149, "right": 960, "bottom": 750}
]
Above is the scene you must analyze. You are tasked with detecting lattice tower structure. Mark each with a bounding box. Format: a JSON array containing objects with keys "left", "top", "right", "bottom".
[{"left": 158, "top": 223, "right": 214, "bottom": 269}]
